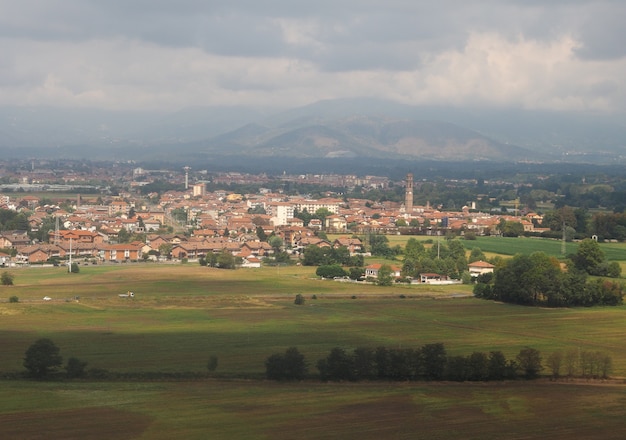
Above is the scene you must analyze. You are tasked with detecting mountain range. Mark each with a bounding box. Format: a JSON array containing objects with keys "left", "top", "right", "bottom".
[{"left": 1, "top": 98, "right": 624, "bottom": 164}]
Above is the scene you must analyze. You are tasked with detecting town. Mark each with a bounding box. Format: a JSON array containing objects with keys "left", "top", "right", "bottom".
[{"left": 2, "top": 159, "right": 624, "bottom": 271}]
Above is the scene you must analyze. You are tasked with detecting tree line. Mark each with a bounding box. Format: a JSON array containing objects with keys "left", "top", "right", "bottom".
[
  {"left": 16, "top": 338, "right": 614, "bottom": 383},
  {"left": 265, "top": 343, "right": 614, "bottom": 382},
  {"left": 474, "top": 239, "right": 624, "bottom": 307}
]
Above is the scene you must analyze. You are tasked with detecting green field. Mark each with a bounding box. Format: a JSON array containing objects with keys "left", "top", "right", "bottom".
[
  {"left": 1, "top": 264, "right": 626, "bottom": 439},
  {"left": 462, "top": 236, "right": 626, "bottom": 261},
  {"left": 332, "top": 233, "right": 626, "bottom": 261}
]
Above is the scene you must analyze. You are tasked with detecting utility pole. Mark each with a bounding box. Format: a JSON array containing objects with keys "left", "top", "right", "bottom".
[{"left": 68, "top": 238, "right": 73, "bottom": 273}]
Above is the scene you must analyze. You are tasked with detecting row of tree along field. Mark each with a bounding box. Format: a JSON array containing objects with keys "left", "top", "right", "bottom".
[
  {"left": 20, "top": 338, "right": 612, "bottom": 384},
  {"left": 265, "top": 344, "right": 612, "bottom": 382}
]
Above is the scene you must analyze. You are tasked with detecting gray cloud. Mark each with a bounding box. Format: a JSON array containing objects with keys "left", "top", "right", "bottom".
[{"left": 0, "top": 0, "right": 624, "bottom": 112}]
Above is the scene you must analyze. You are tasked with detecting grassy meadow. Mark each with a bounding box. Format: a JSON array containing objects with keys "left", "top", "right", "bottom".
[{"left": 1, "top": 260, "right": 626, "bottom": 439}]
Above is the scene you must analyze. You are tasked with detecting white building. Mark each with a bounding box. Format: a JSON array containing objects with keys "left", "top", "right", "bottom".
[{"left": 266, "top": 202, "right": 294, "bottom": 226}]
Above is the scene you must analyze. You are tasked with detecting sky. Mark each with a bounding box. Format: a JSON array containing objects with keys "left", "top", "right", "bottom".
[{"left": 1, "top": 0, "right": 625, "bottom": 113}]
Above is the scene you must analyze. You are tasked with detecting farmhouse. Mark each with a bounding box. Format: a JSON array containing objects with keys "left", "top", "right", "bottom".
[
  {"left": 365, "top": 263, "right": 402, "bottom": 279},
  {"left": 468, "top": 260, "right": 495, "bottom": 277}
]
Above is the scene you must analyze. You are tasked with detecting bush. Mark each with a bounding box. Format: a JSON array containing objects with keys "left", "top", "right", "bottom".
[
  {"left": 294, "top": 294, "right": 305, "bottom": 305},
  {"left": 9, "top": 295, "right": 19, "bottom": 303},
  {"left": 464, "top": 231, "right": 477, "bottom": 240},
  {"left": 1, "top": 271, "right": 14, "bottom": 286},
  {"left": 86, "top": 368, "right": 110, "bottom": 380},
  {"left": 70, "top": 263, "right": 80, "bottom": 273}
]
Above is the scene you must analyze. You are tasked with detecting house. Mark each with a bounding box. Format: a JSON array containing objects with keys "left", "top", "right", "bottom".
[
  {"left": 325, "top": 215, "right": 347, "bottom": 232},
  {"left": 333, "top": 237, "right": 363, "bottom": 254},
  {"left": 468, "top": 260, "right": 495, "bottom": 277},
  {"left": 49, "top": 230, "right": 104, "bottom": 245},
  {"left": 293, "top": 236, "right": 331, "bottom": 254},
  {"left": 365, "top": 263, "right": 401, "bottom": 279},
  {"left": 100, "top": 243, "right": 143, "bottom": 261},
  {"left": 240, "top": 241, "right": 274, "bottom": 258},
  {"left": 15, "top": 246, "right": 51, "bottom": 264},
  {"left": 240, "top": 256, "right": 262, "bottom": 268},
  {"left": 0, "top": 231, "right": 31, "bottom": 249}
]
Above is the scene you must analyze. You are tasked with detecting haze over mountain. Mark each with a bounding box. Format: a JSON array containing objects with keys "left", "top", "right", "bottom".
[{"left": 1, "top": 99, "right": 624, "bottom": 164}]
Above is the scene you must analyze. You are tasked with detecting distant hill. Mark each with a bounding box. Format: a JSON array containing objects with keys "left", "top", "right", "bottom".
[
  {"left": 195, "top": 115, "right": 538, "bottom": 161},
  {"left": 0, "top": 98, "right": 624, "bottom": 164}
]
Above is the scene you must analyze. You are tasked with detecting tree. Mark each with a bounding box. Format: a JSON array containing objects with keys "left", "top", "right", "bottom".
[
  {"left": 316, "top": 264, "right": 346, "bottom": 279},
  {"left": 24, "top": 338, "right": 63, "bottom": 378},
  {"left": 348, "top": 266, "right": 364, "bottom": 280},
  {"left": 159, "top": 243, "right": 173, "bottom": 259},
  {"left": 487, "top": 351, "right": 508, "bottom": 380},
  {"left": 546, "top": 351, "right": 563, "bottom": 379},
  {"left": 117, "top": 228, "right": 130, "bottom": 243},
  {"left": 376, "top": 264, "right": 393, "bottom": 286},
  {"left": 216, "top": 249, "right": 236, "bottom": 269},
  {"left": 255, "top": 226, "right": 267, "bottom": 242},
  {"left": 395, "top": 218, "right": 407, "bottom": 227},
  {"left": 302, "top": 245, "right": 328, "bottom": 266},
  {"left": 265, "top": 347, "right": 307, "bottom": 381},
  {"left": 468, "top": 247, "right": 486, "bottom": 263},
  {"left": 65, "top": 357, "right": 88, "bottom": 379},
  {"left": 516, "top": 348, "right": 543, "bottom": 379},
  {"left": 352, "top": 347, "right": 377, "bottom": 380},
  {"left": 207, "top": 355, "right": 218, "bottom": 372},
  {"left": 1, "top": 271, "right": 14, "bottom": 286},
  {"left": 294, "top": 208, "right": 312, "bottom": 226},
  {"left": 564, "top": 349, "right": 579, "bottom": 377},
  {"left": 420, "top": 343, "right": 447, "bottom": 381},
  {"left": 466, "top": 351, "right": 489, "bottom": 381},
  {"left": 283, "top": 347, "right": 307, "bottom": 380},
  {"left": 444, "top": 355, "right": 468, "bottom": 381},
  {"left": 571, "top": 238, "right": 605, "bottom": 275},
  {"left": 369, "top": 234, "right": 393, "bottom": 258},
  {"left": 317, "top": 347, "right": 354, "bottom": 381},
  {"left": 404, "top": 238, "right": 425, "bottom": 261},
  {"left": 313, "top": 208, "right": 332, "bottom": 228},
  {"left": 268, "top": 236, "right": 284, "bottom": 253}
]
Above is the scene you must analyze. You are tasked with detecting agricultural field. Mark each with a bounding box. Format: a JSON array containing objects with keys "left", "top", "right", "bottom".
[
  {"left": 330, "top": 233, "right": 626, "bottom": 261},
  {"left": 1, "top": 264, "right": 625, "bottom": 439}
]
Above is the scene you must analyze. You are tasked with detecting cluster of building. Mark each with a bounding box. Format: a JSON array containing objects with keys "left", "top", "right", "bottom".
[{"left": 0, "top": 173, "right": 542, "bottom": 268}]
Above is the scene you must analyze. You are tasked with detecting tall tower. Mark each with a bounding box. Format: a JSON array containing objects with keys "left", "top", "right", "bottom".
[
  {"left": 183, "top": 166, "right": 191, "bottom": 190},
  {"left": 405, "top": 173, "right": 414, "bottom": 213}
]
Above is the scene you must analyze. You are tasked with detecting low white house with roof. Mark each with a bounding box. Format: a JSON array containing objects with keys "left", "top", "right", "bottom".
[{"left": 468, "top": 260, "right": 495, "bottom": 277}]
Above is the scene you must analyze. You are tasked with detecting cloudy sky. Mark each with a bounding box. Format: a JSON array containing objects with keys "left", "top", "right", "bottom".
[{"left": 1, "top": 0, "right": 624, "bottom": 113}]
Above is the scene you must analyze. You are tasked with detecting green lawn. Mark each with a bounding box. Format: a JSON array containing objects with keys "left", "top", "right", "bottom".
[
  {"left": 1, "top": 265, "right": 624, "bottom": 375},
  {"left": 2, "top": 264, "right": 626, "bottom": 440}
]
